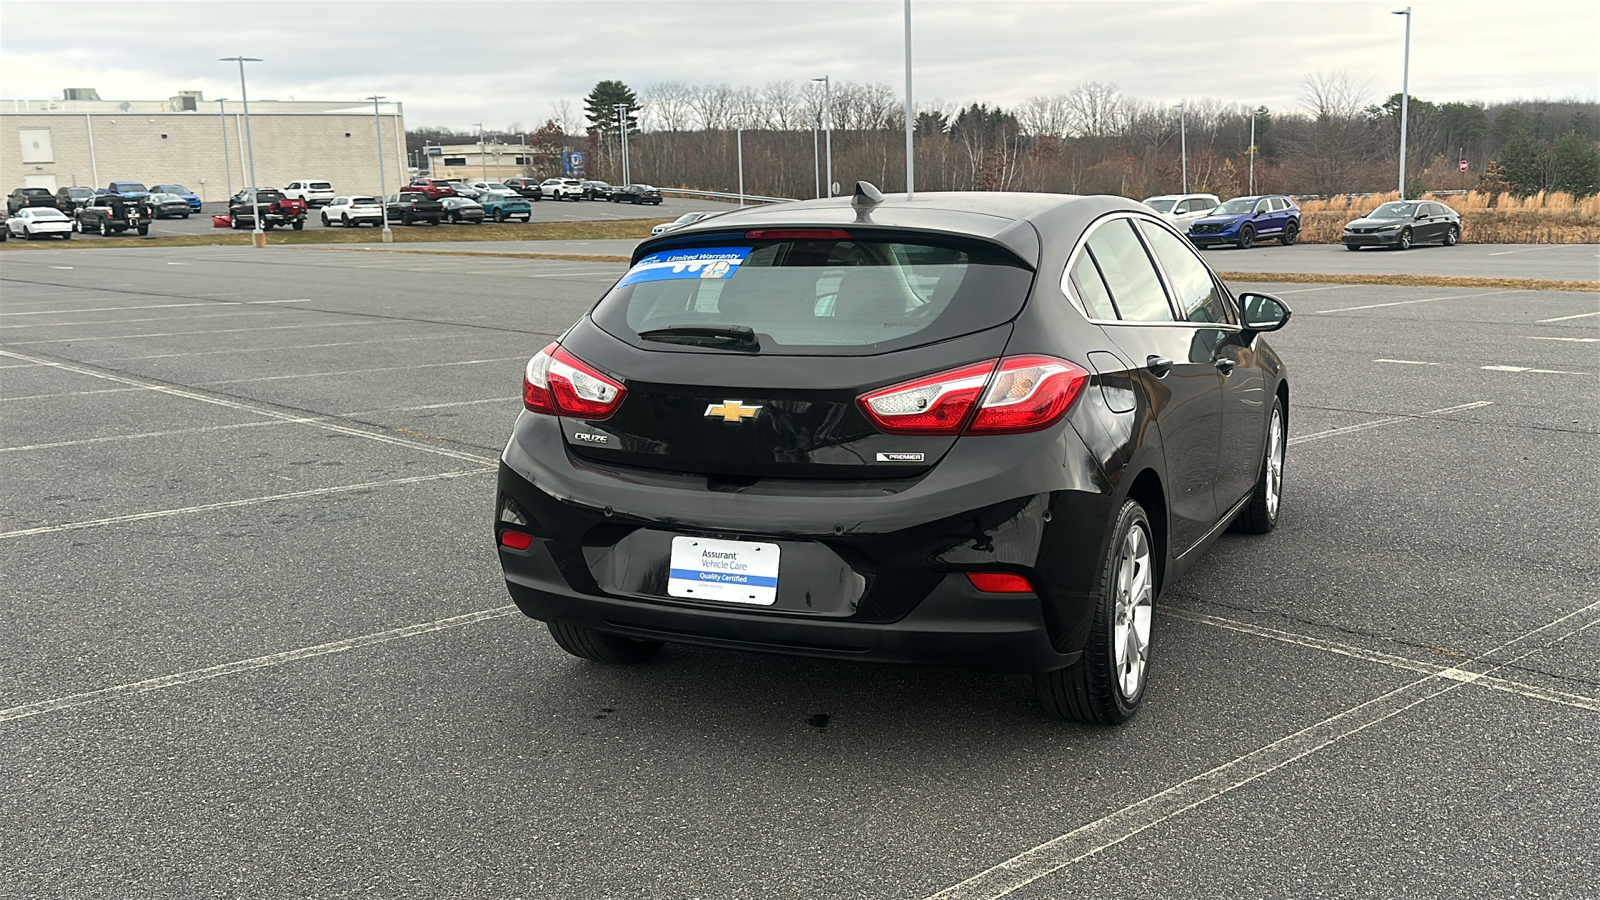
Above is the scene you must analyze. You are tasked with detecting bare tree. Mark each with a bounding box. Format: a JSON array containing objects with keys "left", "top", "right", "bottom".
[
  {"left": 1064, "top": 82, "right": 1124, "bottom": 138},
  {"left": 549, "top": 99, "right": 580, "bottom": 136},
  {"left": 761, "top": 80, "right": 801, "bottom": 130},
  {"left": 642, "top": 82, "right": 694, "bottom": 132},
  {"left": 1019, "top": 94, "right": 1073, "bottom": 138},
  {"left": 1286, "top": 71, "right": 1380, "bottom": 194}
]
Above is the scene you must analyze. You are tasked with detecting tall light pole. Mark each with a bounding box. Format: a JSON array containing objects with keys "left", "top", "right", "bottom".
[
  {"left": 614, "top": 103, "right": 631, "bottom": 185},
  {"left": 1248, "top": 108, "right": 1256, "bottom": 195},
  {"left": 812, "top": 76, "right": 833, "bottom": 197},
  {"left": 812, "top": 123, "right": 820, "bottom": 199},
  {"left": 737, "top": 127, "right": 745, "bottom": 207},
  {"left": 220, "top": 56, "right": 264, "bottom": 248},
  {"left": 903, "top": 0, "right": 915, "bottom": 199},
  {"left": 1393, "top": 7, "right": 1412, "bottom": 197},
  {"left": 217, "top": 98, "right": 232, "bottom": 198},
  {"left": 1174, "top": 101, "right": 1188, "bottom": 193},
  {"left": 473, "top": 122, "right": 486, "bottom": 183},
  {"left": 366, "top": 95, "right": 393, "bottom": 243}
]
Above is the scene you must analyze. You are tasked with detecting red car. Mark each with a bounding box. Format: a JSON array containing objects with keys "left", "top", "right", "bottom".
[{"left": 407, "top": 178, "right": 458, "bottom": 200}]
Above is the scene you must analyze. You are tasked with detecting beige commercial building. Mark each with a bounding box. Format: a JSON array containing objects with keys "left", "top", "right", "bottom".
[
  {"left": 3, "top": 90, "right": 408, "bottom": 203},
  {"left": 421, "top": 142, "right": 542, "bottom": 184}
]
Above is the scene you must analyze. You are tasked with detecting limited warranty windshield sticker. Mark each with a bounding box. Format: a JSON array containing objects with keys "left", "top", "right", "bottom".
[
  {"left": 876, "top": 452, "right": 926, "bottom": 462},
  {"left": 618, "top": 247, "right": 751, "bottom": 287}
]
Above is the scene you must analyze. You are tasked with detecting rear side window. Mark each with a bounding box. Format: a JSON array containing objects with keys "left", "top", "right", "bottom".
[
  {"left": 592, "top": 234, "right": 1034, "bottom": 356},
  {"left": 1139, "top": 222, "right": 1233, "bottom": 325},
  {"left": 1066, "top": 253, "right": 1118, "bottom": 321},
  {"left": 1083, "top": 220, "right": 1172, "bottom": 322}
]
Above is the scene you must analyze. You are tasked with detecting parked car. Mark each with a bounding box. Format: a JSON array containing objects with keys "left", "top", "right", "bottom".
[
  {"left": 610, "top": 183, "right": 663, "bottom": 205},
  {"left": 5, "top": 207, "right": 74, "bottom": 240},
  {"left": 494, "top": 183, "right": 1293, "bottom": 725},
  {"left": 651, "top": 211, "right": 716, "bottom": 235},
  {"left": 386, "top": 191, "right": 443, "bottom": 225},
  {"left": 469, "top": 181, "right": 516, "bottom": 197},
  {"left": 1141, "top": 193, "right": 1221, "bottom": 231},
  {"left": 1341, "top": 199, "right": 1461, "bottom": 250},
  {"left": 55, "top": 186, "right": 98, "bottom": 211},
  {"left": 440, "top": 196, "right": 486, "bottom": 224},
  {"left": 447, "top": 181, "right": 483, "bottom": 200},
  {"left": 228, "top": 189, "right": 308, "bottom": 231},
  {"left": 540, "top": 177, "right": 585, "bottom": 201},
  {"left": 502, "top": 177, "right": 544, "bottom": 200},
  {"left": 282, "top": 179, "right": 337, "bottom": 207},
  {"left": 580, "top": 180, "right": 614, "bottom": 201},
  {"left": 148, "top": 184, "right": 202, "bottom": 211},
  {"left": 407, "top": 178, "right": 458, "bottom": 200},
  {"left": 0, "top": 210, "right": 7, "bottom": 240},
  {"left": 1187, "top": 194, "right": 1300, "bottom": 249},
  {"left": 321, "top": 196, "right": 385, "bottom": 227},
  {"left": 145, "top": 193, "right": 192, "bottom": 219},
  {"left": 75, "top": 193, "right": 153, "bottom": 236},
  {"left": 479, "top": 192, "right": 533, "bottom": 222},
  {"left": 104, "top": 181, "right": 151, "bottom": 200},
  {"left": 7, "top": 187, "right": 60, "bottom": 214}
]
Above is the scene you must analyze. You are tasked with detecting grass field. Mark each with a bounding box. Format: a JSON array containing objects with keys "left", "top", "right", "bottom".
[{"left": 0, "top": 218, "right": 669, "bottom": 251}]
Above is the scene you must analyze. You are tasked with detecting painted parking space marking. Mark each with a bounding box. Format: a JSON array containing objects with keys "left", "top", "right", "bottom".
[
  {"left": 1525, "top": 336, "right": 1600, "bottom": 343},
  {"left": 0, "top": 298, "right": 313, "bottom": 317},
  {"left": 921, "top": 600, "right": 1600, "bottom": 900},
  {"left": 0, "top": 467, "right": 492, "bottom": 540},
  {"left": 7, "top": 319, "right": 390, "bottom": 345},
  {"left": 196, "top": 356, "right": 524, "bottom": 386},
  {"left": 0, "top": 604, "right": 517, "bottom": 724},
  {"left": 1289, "top": 400, "right": 1492, "bottom": 446},
  {"left": 0, "top": 418, "right": 308, "bottom": 454},
  {"left": 1373, "top": 358, "right": 1443, "bottom": 365},
  {"left": 1315, "top": 289, "right": 1520, "bottom": 314},
  {"left": 1481, "top": 365, "right": 1592, "bottom": 376},
  {"left": 1536, "top": 310, "right": 1600, "bottom": 323},
  {"left": 0, "top": 349, "right": 496, "bottom": 465}
]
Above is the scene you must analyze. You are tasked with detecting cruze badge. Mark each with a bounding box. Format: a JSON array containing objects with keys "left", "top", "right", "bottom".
[{"left": 705, "top": 400, "right": 761, "bottom": 422}]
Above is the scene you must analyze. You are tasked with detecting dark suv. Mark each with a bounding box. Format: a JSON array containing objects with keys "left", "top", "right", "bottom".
[
  {"left": 502, "top": 177, "right": 544, "bottom": 200},
  {"left": 75, "top": 194, "right": 153, "bottom": 236},
  {"left": 7, "top": 187, "right": 59, "bottom": 214},
  {"left": 1187, "top": 195, "right": 1300, "bottom": 249},
  {"left": 386, "top": 191, "right": 444, "bottom": 225}
]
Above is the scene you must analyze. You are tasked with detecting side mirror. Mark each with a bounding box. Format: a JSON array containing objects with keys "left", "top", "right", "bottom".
[{"left": 1238, "top": 291, "right": 1292, "bottom": 333}]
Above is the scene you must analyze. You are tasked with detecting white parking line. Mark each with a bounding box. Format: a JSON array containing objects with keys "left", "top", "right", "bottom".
[
  {"left": 197, "top": 356, "right": 523, "bottom": 386},
  {"left": 0, "top": 604, "right": 517, "bottom": 723},
  {"left": 1315, "top": 289, "right": 1520, "bottom": 314},
  {"left": 1481, "top": 365, "right": 1592, "bottom": 376},
  {"left": 1536, "top": 310, "right": 1600, "bottom": 323},
  {"left": 8, "top": 320, "right": 388, "bottom": 345},
  {"left": 1, "top": 387, "right": 144, "bottom": 403},
  {"left": 1373, "top": 358, "right": 1443, "bottom": 365},
  {"left": 922, "top": 600, "right": 1600, "bottom": 900},
  {"left": 1486, "top": 247, "right": 1553, "bottom": 256},
  {"left": 3, "top": 310, "right": 274, "bottom": 330},
  {"left": 0, "top": 299, "right": 312, "bottom": 317},
  {"left": 340, "top": 395, "right": 521, "bottom": 416},
  {"left": 0, "top": 468, "right": 491, "bottom": 539},
  {"left": 1525, "top": 336, "right": 1600, "bottom": 343},
  {"left": 1272, "top": 285, "right": 1353, "bottom": 294},
  {"left": 0, "top": 418, "right": 307, "bottom": 454},
  {"left": 0, "top": 349, "right": 496, "bottom": 465},
  {"left": 96, "top": 332, "right": 468, "bottom": 362},
  {"left": 1289, "top": 401, "right": 1492, "bottom": 445}
]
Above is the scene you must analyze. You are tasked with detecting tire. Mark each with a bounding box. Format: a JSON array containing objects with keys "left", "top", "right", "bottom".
[
  {"left": 449, "top": 212, "right": 460, "bottom": 224},
  {"left": 494, "top": 209, "right": 506, "bottom": 223},
  {"left": 137, "top": 224, "right": 149, "bottom": 235},
  {"left": 1345, "top": 243, "right": 1360, "bottom": 251},
  {"left": 182, "top": 213, "right": 190, "bottom": 219},
  {"left": 1235, "top": 226, "right": 1254, "bottom": 249},
  {"left": 1396, "top": 227, "right": 1412, "bottom": 250},
  {"left": 71, "top": 219, "right": 80, "bottom": 233},
  {"left": 402, "top": 213, "right": 414, "bottom": 226},
  {"left": 1278, "top": 220, "right": 1299, "bottom": 246},
  {"left": 546, "top": 622, "right": 663, "bottom": 664},
  {"left": 292, "top": 221, "right": 304, "bottom": 231},
  {"left": 1032, "top": 500, "right": 1157, "bottom": 725},
  {"left": 1444, "top": 224, "right": 1459, "bottom": 246},
  {"left": 263, "top": 222, "right": 274, "bottom": 231},
  {"left": 100, "top": 220, "right": 111, "bottom": 237},
  {"left": 61, "top": 232, "right": 71, "bottom": 240},
  {"left": 343, "top": 214, "right": 352, "bottom": 227},
  {"left": 1234, "top": 397, "right": 1286, "bottom": 535},
  {"left": 322, "top": 213, "right": 331, "bottom": 226}
]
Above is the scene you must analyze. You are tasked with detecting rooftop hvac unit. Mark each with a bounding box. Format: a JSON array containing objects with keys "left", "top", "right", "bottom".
[
  {"left": 63, "top": 88, "right": 102, "bottom": 101},
  {"left": 169, "top": 94, "right": 198, "bottom": 111}
]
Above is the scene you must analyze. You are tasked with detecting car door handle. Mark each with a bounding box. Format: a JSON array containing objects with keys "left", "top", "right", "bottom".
[
  {"left": 1214, "top": 357, "right": 1238, "bottom": 374},
  {"left": 1146, "top": 355, "right": 1174, "bottom": 377}
]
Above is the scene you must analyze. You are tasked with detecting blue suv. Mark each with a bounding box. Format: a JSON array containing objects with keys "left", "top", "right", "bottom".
[{"left": 1187, "top": 194, "right": 1300, "bottom": 249}]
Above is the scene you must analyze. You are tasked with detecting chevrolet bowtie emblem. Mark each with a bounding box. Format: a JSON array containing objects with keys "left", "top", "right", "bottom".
[{"left": 705, "top": 400, "right": 761, "bottom": 422}]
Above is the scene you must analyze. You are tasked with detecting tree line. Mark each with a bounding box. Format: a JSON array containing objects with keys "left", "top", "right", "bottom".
[{"left": 407, "top": 75, "right": 1600, "bottom": 200}]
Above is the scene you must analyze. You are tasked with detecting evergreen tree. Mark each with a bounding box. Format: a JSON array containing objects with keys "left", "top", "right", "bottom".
[
  {"left": 1551, "top": 131, "right": 1600, "bottom": 197},
  {"left": 1497, "top": 133, "right": 1550, "bottom": 195},
  {"left": 584, "top": 80, "right": 640, "bottom": 135}
]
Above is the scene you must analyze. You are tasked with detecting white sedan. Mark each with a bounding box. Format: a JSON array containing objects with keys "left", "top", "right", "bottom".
[
  {"left": 321, "top": 196, "right": 385, "bottom": 227},
  {"left": 651, "top": 211, "right": 716, "bottom": 235},
  {"left": 6, "top": 207, "right": 74, "bottom": 240}
]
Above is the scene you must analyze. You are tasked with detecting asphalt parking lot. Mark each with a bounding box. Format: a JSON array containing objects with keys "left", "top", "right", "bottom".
[{"left": 2, "top": 245, "right": 1596, "bottom": 898}]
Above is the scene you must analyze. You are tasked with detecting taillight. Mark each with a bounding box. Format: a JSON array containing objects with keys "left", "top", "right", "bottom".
[
  {"left": 857, "top": 355, "right": 1089, "bottom": 436},
  {"left": 965, "top": 572, "right": 1036, "bottom": 593},
  {"left": 857, "top": 360, "right": 997, "bottom": 435},
  {"left": 522, "top": 343, "right": 626, "bottom": 419},
  {"left": 967, "top": 355, "right": 1090, "bottom": 434}
]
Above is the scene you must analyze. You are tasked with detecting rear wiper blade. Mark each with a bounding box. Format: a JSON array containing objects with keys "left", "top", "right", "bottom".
[{"left": 638, "top": 324, "right": 760, "bottom": 350}]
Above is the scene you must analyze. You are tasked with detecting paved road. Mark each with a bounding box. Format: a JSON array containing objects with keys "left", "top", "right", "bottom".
[{"left": 1, "top": 247, "right": 1596, "bottom": 898}]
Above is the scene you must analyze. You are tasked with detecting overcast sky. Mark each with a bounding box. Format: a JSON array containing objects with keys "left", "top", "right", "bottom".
[{"left": 2, "top": 0, "right": 1596, "bottom": 130}]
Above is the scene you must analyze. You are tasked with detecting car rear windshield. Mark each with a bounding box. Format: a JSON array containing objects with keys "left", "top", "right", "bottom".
[
  {"left": 21, "top": 188, "right": 50, "bottom": 196},
  {"left": 1143, "top": 199, "right": 1176, "bottom": 213},
  {"left": 591, "top": 233, "right": 1035, "bottom": 356},
  {"left": 310, "top": 182, "right": 332, "bottom": 190}
]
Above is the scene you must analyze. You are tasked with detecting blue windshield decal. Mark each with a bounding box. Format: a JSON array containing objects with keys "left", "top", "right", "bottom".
[{"left": 618, "top": 247, "right": 751, "bottom": 287}]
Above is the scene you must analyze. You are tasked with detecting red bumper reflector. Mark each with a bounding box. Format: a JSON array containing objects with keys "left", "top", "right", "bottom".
[
  {"left": 498, "top": 530, "right": 533, "bottom": 550},
  {"left": 965, "top": 572, "right": 1035, "bottom": 593}
]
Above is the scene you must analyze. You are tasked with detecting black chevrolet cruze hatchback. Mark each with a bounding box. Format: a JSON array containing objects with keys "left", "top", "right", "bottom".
[{"left": 496, "top": 184, "right": 1291, "bottom": 724}]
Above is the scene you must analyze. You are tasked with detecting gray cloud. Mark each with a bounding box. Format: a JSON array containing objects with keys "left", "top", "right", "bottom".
[{"left": 2, "top": 0, "right": 1595, "bottom": 129}]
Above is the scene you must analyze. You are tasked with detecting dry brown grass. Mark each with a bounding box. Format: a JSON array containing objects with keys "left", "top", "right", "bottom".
[{"left": 1295, "top": 191, "right": 1600, "bottom": 243}]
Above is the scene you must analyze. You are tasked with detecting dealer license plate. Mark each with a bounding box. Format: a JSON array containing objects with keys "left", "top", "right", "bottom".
[{"left": 667, "top": 536, "right": 779, "bottom": 606}]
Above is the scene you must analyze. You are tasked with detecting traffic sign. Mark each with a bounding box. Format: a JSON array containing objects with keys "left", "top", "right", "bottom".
[{"left": 1459, "top": 159, "right": 1468, "bottom": 172}]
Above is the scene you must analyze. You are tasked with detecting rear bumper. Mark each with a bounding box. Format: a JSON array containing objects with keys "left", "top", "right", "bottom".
[{"left": 496, "top": 413, "right": 1119, "bottom": 673}]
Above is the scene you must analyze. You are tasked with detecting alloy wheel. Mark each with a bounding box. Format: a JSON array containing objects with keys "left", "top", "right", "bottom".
[
  {"left": 1265, "top": 406, "right": 1284, "bottom": 520},
  {"left": 1113, "top": 523, "right": 1154, "bottom": 699}
]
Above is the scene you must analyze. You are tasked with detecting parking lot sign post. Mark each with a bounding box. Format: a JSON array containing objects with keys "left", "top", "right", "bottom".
[{"left": 367, "top": 95, "right": 393, "bottom": 243}]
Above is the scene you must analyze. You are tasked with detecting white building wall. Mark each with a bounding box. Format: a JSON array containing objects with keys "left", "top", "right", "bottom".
[{"left": 2, "top": 107, "right": 408, "bottom": 202}]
